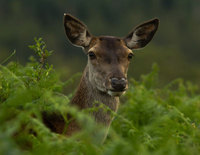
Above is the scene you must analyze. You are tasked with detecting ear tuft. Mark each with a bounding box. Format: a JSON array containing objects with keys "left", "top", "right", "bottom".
[{"left": 124, "top": 18, "right": 159, "bottom": 49}]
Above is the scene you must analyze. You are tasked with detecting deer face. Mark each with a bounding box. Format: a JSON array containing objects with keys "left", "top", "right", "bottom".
[
  {"left": 85, "top": 36, "right": 132, "bottom": 96},
  {"left": 64, "top": 14, "right": 159, "bottom": 97}
]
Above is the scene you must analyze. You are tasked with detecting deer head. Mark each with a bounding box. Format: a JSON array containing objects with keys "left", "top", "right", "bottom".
[{"left": 64, "top": 14, "right": 159, "bottom": 97}]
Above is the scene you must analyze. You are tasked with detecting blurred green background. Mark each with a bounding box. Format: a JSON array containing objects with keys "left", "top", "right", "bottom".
[{"left": 0, "top": 0, "right": 200, "bottom": 86}]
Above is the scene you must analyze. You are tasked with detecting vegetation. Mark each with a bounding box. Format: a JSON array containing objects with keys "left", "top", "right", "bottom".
[{"left": 0, "top": 39, "right": 200, "bottom": 155}]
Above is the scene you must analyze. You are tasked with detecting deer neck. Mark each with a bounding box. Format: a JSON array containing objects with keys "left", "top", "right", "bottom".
[{"left": 71, "top": 65, "right": 120, "bottom": 126}]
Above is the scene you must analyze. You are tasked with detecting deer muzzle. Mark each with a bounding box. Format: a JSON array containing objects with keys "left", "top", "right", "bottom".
[{"left": 107, "top": 77, "right": 127, "bottom": 96}]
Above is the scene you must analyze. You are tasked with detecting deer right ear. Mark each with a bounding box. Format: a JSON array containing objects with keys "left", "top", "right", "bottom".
[
  {"left": 124, "top": 18, "right": 159, "bottom": 49},
  {"left": 64, "top": 13, "right": 92, "bottom": 48}
]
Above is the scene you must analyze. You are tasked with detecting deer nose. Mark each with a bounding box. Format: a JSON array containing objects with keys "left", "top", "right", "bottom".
[{"left": 111, "top": 78, "right": 127, "bottom": 91}]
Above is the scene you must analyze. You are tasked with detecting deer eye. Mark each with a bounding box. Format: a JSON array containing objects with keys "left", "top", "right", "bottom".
[
  {"left": 128, "top": 53, "right": 134, "bottom": 60},
  {"left": 88, "top": 51, "right": 96, "bottom": 60}
]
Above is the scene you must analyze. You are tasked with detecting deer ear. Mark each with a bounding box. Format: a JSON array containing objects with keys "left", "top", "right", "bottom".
[
  {"left": 64, "top": 13, "right": 92, "bottom": 48},
  {"left": 124, "top": 18, "right": 159, "bottom": 49}
]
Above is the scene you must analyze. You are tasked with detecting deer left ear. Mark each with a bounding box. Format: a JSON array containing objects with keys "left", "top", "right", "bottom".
[{"left": 124, "top": 18, "right": 159, "bottom": 49}]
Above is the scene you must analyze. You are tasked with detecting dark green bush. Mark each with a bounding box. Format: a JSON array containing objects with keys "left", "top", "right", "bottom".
[{"left": 0, "top": 38, "right": 200, "bottom": 155}]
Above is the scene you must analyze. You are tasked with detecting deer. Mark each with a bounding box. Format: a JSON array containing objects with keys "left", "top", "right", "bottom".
[{"left": 43, "top": 13, "right": 159, "bottom": 140}]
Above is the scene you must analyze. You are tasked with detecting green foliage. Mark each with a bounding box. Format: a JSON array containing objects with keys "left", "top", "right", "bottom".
[{"left": 1, "top": 39, "right": 200, "bottom": 155}]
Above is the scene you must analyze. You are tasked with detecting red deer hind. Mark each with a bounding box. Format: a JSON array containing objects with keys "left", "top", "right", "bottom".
[{"left": 43, "top": 13, "right": 159, "bottom": 140}]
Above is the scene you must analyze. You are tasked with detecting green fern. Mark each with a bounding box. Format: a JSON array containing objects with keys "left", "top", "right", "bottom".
[{"left": 0, "top": 38, "right": 200, "bottom": 155}]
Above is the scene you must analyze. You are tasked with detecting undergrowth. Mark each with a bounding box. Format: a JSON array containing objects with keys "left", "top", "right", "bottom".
[{"left": 0, "top": 38, "right": 200, "bottom": 155}]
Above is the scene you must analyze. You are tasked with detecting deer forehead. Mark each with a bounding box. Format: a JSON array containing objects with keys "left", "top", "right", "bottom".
[{"left": 88, "top": 36, "right": 132, "bottom": 56}]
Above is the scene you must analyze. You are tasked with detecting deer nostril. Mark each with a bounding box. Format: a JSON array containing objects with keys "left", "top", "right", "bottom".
[{"left": 111, "top": 78, "right": 127, "bottom": 91}]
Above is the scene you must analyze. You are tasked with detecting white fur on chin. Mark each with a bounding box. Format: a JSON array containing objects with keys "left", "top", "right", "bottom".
[{"left": 107, "top": 90, "right": 126, "bottom": 97}]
